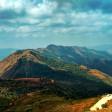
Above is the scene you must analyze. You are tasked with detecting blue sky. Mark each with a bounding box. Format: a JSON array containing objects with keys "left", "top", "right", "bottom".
[{"left": 0, "top": 0, "right": 112, "bottom": 48}]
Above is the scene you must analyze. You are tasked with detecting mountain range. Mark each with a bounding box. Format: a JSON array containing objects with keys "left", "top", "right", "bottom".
[
  {"left": 37, "top": 45, "right": 112, "bottom": 75},
  {"left": 0, "top": 48, "right": 112, "bottom": 98},
  {"left": 0, "top": 45, "right": 112, "bottom": 111}
]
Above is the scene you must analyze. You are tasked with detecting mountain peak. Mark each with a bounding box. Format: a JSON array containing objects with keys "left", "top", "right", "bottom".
[
  {"left": 7, "top": 49, "right": 44, "bottom": 63},
  {"left": 0, "top": 49, "right": 46, "bottom": 79},
  {"left": 47, "top": 44, "right": 58, "bottom": 49}
]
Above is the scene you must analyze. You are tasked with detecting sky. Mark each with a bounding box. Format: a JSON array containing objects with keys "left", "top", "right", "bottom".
[{"left": 0, "top": 0, "right": 112, "bottom": 48}]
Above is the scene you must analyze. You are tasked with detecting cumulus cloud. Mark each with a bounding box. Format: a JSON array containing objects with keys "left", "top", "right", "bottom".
[
  {"left": 27, "top": 0, "right": 57, "bottom": 17},
  {"left": 1, "top": 10, "right": 112, "bottom": 34},
  {"left": 0, "top": 0, "right": 57, "bottom": 19},
  {"left": 0, "top": 0, "right": 112, "bottom": 48},
  {"left": 0, "top": 0, "right": 25, "bottom": 12}
]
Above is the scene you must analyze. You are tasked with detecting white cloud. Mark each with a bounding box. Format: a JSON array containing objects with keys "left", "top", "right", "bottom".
[
  {"left": 1, "top": 11, "right": 112, "bottom": 34},
  {"left": 0, "top": 0, "right": 57, "bottom": 16},
  {"left": 0, "top": 0, "right": 25, "bottom": 13},
  {"left": 28, "top": 0, "right": 57, "bottom": 17},
  {"left": 1, "top": 0, "right": 112, "bottom": 40},
  {"left": 0, "top": 25, "right": 15, "bottom": 32},
  {"left": 16, "top": 26, "right": 31, "bottom": 33}
]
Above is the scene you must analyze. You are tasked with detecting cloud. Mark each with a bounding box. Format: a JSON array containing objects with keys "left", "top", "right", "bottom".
[
  {"left": 1, "top": 0, "right": 112, "bottom": 20},
  {"left": 0, "top": 0, "right": 25, "bottom": 12},
  {"left": 52, "top": 0, "right": 112, "bottom": 13},
  {"left": 1, "top": 10, "right": 112, "bottom": 35},
  {"left": 0, "top": 0, "right": 112, "bottom": 48},
  {"left": 27, "top": 0, "right": 57, "bottom": 17},
  {"left": 0, "top": 0, "right": 57, "bottom": 19}
]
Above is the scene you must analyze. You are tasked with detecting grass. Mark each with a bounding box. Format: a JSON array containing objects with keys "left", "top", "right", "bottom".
[
  {"left": 4, "top": 92, "right": 100, "bottom": 112},
  {"left": 5, "top": 92, "right": 65, "bottom": 112}
]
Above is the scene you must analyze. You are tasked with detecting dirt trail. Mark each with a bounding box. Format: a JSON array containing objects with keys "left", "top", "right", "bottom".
[{"left": 90, "top": 94, "right": 112, "bottom": 111}]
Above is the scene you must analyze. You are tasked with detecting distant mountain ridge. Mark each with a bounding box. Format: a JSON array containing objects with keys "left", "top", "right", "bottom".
[
  {"left": 0, "top": 45, "right": 112, "bottom": 75},
  {"left": 37, "top": 44, "right": 112, "bottom": 75}
]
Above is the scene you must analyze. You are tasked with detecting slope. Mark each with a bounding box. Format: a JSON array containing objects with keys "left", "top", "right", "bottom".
[{"left": 37, "top": 44, "right": 112, "bottom": 75}]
